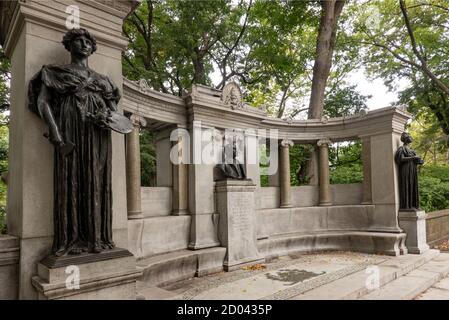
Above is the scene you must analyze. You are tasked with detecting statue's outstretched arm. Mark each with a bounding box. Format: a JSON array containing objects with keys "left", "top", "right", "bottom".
[{"left": 37, "top": 84, "right": 63, "bottom": 147}]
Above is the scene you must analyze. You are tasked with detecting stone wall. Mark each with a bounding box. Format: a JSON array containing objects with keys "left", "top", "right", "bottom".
[
  {"left": 426, "top": 209, "right": 449, "bottom": 246},
  {"left": 128, "top": 216, "right": 191, "bottom": 259},
  {"left": 257, "top": 205, "right": 374, "bottom": 239},
  {"left": 141, "top": 187, "right": 172, "bottom": 217},
  {"left": 256, "top": 183, "right": 363, "bottom": 209},
  {"left": 0, "top": 235, "right": 19, "bottom": 299}
]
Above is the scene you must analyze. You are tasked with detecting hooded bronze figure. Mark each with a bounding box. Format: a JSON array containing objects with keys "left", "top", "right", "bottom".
[{"left": 395, "top": 132, "right": 424, "bottom": 211}]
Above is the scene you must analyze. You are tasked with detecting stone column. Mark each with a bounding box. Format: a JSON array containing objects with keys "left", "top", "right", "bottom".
[
  {"left": 172, "top": 128, "right": 189, "bottom": 215},
  {"left": 361, "top": 136, "right": 372, "bottom": 204},
  {"left": 126, "top": 115, "right": 146, "bottom": 219},
  {"left": 317, "top": 139, "right": 332, "bottom": 206},
  {"left": 0, "top": 0, "right": 140, "bottom": 299},
  {"left": 279, "top": 140, "right": 294, "bottom": 208}
]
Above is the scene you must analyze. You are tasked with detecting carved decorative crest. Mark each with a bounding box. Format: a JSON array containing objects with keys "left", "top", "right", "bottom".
[
  {"left": 138, "top": 79, "right": 149, "bottom": 92},
  {"left": 221, "top": 81, "right": 244, "bottom": 110}
]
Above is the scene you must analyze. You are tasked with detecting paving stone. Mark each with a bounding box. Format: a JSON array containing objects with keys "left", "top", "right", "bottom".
[
  {"left": 137, "top": 286, "right": 179, "bottom": 300},
  {"left": 415, "top": 288, "right": 449, "bottom": 300},
  {"left": 360, "top": 274, "right": 437, "bottom": 300},
  {"left": 292, "top": 266, "right": 399, "bottom": 300},
  {"left": 433, "top": 277, "right": 449, "bottom": 291}
]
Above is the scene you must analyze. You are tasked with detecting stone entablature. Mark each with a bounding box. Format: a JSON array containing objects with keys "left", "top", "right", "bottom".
[
  {"left": 122, "top": 80, "right": 411, "bottom": 143},
  {"left": 0, "top": 0, "right": 139, "bottom": 55}
]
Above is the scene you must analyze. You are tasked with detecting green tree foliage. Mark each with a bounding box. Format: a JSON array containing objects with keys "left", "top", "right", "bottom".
[
  {"left": 409, "top": 112, "right": 448, "bottom": 164},
  {"left": 419, "top": 165, "right": 449, "bottom": 212},
  {"left": 140, "top": 129, "right": 157, "bottom": 187},
  {"left": 324, "top": 84, "right": 370, "bottom": 118},
  {"left": 244, "top": 0, "right": 316, "bottom": 118},
  {"left": 329, "top": 141, "right": 363, "bottom": 184},
  {"left": 123, "top": 0, "right": 247, "bottom": 95},
  {"left": 0, "top": 116, "right": 8, "bottom": 234},
  {"left": 354, "top": 0, "right": 449, "bottom": 134},
  {"left": 0, "top": 46, "right": 10, "bottom": 115}
]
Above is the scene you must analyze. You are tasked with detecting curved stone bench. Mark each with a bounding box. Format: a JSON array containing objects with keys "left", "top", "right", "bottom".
[{"left": 258, "top": 231, "right": 407, "bottom": 260}]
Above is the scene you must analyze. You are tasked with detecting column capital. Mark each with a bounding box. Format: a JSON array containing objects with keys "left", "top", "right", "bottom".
[
  {"left": 317, "top": 138, "right": 332, "bottom": 147},
  {"left": 280, "top": 139, "right": 294, "bottom": 148},
  {"left": 129, "top": 114, "right": 147, "bottom": 128}
]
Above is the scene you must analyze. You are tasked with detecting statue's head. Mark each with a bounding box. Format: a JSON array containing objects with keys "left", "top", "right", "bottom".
[
  {"left": 401, "top": 132, "right": 413, "bottom": 144},
  {"left": 62, "top": 28, "right": 97, "bottom": 58}
]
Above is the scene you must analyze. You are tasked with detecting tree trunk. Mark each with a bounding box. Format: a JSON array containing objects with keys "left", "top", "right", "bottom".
[
  {"left": 308, "top": 0, "right": 345, "bottom": 120},
  {"left": 192, "top": 54, "right": 207, "bottom": 85},
  {"left": 305, "top": 0, "right": 345, "bottom": 185}
]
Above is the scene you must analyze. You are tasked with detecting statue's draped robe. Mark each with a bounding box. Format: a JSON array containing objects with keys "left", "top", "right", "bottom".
[
  {"left": 28, "top": 65, "right": 120, "bottom": 256},
  {"left": 395, "top": 145, "right": 420, "bottom": 210}
]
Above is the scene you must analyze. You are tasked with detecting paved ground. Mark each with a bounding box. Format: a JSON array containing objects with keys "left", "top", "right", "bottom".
[
  {"left": 416, "top": 275, "right": 449, "bottom": 300},
  {"left": 137, "top": 250, "right": 449, "bottom": 300},
  {"left": 139, "top": 251, "right": 386, "bottom": 300}
]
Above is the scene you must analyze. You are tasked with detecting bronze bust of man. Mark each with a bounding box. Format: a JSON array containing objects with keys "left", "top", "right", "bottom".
[
  {"left": 28, "top": 28, "right": 132, "bottom": 256},
  {"left": 218, "top": 144, "right": 246, "bottom": 180}
]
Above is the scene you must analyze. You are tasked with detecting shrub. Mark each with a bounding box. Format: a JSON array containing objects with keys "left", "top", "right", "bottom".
[
  {"left": 0, "top": 206, "right": 6, "bottom": 234},
  {"left": 419, "top": 166, "right": 449, "bottom": 212}
]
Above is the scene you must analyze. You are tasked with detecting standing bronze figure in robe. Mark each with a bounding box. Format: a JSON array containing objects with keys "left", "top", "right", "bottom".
[
  {"left": 395, "top": 132, "right": 424, "bottom": 210},
  {"left": 28, "top": 28, "right": 132, "bottom": 256}
]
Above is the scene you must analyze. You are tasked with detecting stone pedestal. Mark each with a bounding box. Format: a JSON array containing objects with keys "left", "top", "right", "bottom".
[
  {"left": 32, "top": 248, "right": 142, "bottom": 300},
  {"left": 216, "top": 179, "right": 263, "bottom": 271},
  {"left": 398, "top": 210, "right": 429, "bottom": 254}
]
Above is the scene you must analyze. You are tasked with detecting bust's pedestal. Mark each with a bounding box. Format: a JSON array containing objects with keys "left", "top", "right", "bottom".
[
  {"left": 31, "top": 248, "right": 142, "bottom": 300},
  {"left": 216, "top": 179, "right": 263, "bottom": 271},
  {"left": 398, "top": 210, "right": 429, "bottom": 254}
]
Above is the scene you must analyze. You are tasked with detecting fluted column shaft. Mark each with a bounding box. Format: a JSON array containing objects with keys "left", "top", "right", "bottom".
[
  {"left": 318, "top": 139, "right": 332, "bottom": 206},
  {"left": 280, "top": 140, "right": 294, "bottom": 208},
  {"left": 126, "top": 115, "right": 146, "bottom": 219}
]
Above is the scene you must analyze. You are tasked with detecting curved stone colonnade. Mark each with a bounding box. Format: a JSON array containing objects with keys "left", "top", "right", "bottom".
[{"left": 122, "top": 79, "right": 411, "bottom": 284}]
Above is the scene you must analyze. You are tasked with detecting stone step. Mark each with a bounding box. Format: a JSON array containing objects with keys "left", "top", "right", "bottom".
[
  {"left": 291, "top": 249, "right": 440, "bottom": 300},
  {"left": 136, "top": 247, "right": 226, "bottom": 288},
  {"left": 360, "top": 252, "right": 449, "bottom": 300},
  {"left": 415, "top": 277, "right": 449, "bottom": 300}
]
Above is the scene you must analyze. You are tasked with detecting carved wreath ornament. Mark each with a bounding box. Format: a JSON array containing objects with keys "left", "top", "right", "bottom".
[{"left": 221, "top": 82, "right": 244, "bottom": 110}]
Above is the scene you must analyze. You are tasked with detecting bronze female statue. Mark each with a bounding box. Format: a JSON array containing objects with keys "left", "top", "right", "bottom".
[
  {"left": 395, "top": 132, "right": 424, "bottom": 210},
  {"left": 28, "top": 28, "right": 132, "bottom": 256}
]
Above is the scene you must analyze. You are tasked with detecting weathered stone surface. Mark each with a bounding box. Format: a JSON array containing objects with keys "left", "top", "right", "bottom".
[
  {"left": 426, "top": 209, "right": 449, "bottom": 246},
  {"left": 258, "top": 231, "right": 407, "bottom": 258},
  {"left": 141, "top": 187, "right": 172, "bottom": 217},
  {"left": 216, "top": 179, "right": 263, "bottom": 270},
  {"left": 256, "top": 205, "right": 375, "bottom": 238},
  {"left": 137, "top": 247, "right": 226, "bottom": 287},
  {"left": 128, "top": 215, "right": 191, "bottom": 259},
  {"left": 398, "top": 210, "right": 429, "bottom": 254},
  {"left": 32, "top": 254, "right": 142, "bottom": 300},
  {"left": 0, "top": 235, "right": 20, "bottom": 300}
]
